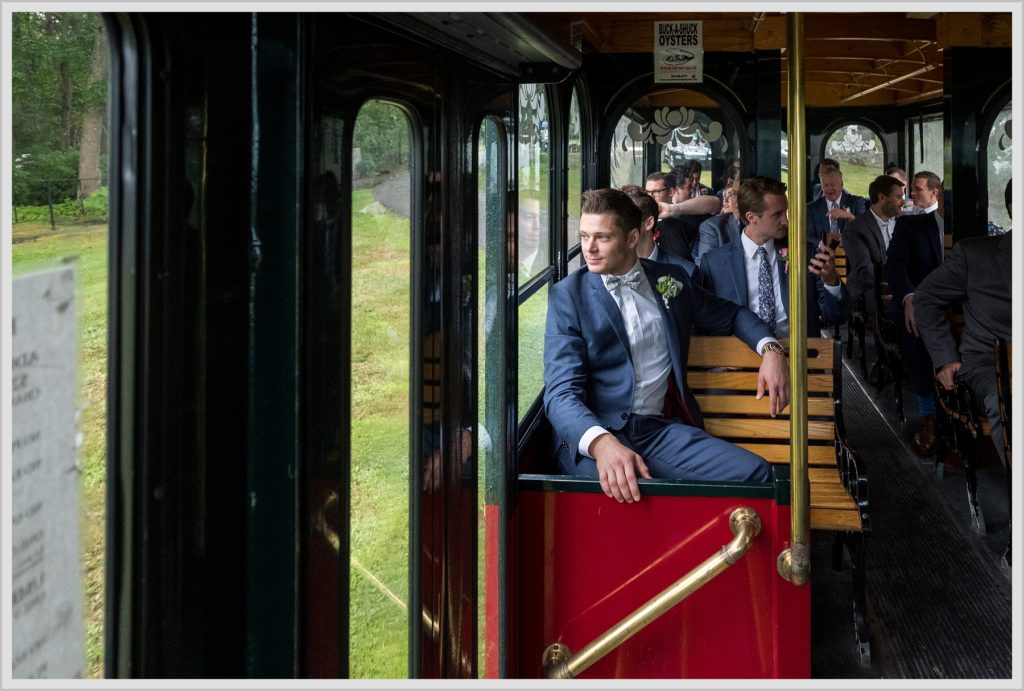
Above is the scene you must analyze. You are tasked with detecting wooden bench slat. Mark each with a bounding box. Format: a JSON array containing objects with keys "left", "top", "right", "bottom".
[
  {"left": 734, "top": 443, "right": 836, "bottom": 465},
  {"left": 694, "top": 394, "right": 833, "bottom": 416},
  {"left": 688, "top": 336, "right": 834, "bottom": 369},
  {"left": 688, "top": 372, "right": 834, "bottom": 392},
  {"left": 705, "top": 418, "right": 835, "bottom": 441},
  {"left": 810, "top": 507, "right": 862, "bottom": 532}
]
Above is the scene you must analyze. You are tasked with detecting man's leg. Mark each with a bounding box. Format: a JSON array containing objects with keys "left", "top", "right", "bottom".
[{"left": 627, "top": 415, "right": 771, "bottom": 482}]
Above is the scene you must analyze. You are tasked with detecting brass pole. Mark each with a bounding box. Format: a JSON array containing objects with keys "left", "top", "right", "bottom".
[
  {"left": 779, "top": 11, "right": 811, "bottom": 586},
  {"left": 543, "top": 508, "right": 762, "bottom": 679}
]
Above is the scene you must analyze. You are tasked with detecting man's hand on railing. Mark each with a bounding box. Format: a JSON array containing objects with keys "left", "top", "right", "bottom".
[
  {"left": 935, "top": 360, "right": 962, "bottom": 391},
  {"left": 590, "top": 433, "right": 651, "bottom": 504}
]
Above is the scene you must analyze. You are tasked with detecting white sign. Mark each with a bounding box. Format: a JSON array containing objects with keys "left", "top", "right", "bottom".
[
  {"left": 654, "top": 21, "right": 703, "bottom": 84},
  {"left": 11, "top": 266, "right": 84, "bottom": 679}
]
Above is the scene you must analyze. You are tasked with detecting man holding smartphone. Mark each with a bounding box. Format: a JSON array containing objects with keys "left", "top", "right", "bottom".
[{"left": 699, "top": 176, "right": 850, "bottom": 338}]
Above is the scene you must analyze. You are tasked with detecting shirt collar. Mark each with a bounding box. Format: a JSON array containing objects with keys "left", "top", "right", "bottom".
[
  {"left": 869, "top": 208, "right": 891, "bottom": 228},
  {"left": 647, "top": 246, "right": 660, "bottom": 262},
  {"left": 922, "top": 201, "right": 939, "bottom": 213},
  {"left": 740, "top": 232, "right": 775, "bottom": 260}
]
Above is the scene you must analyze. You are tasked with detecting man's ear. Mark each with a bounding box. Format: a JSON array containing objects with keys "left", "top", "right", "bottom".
[
  {"left": 627, "top": 227, "right": 640, "bottom": 247},
  {"left": 644, "top": 216, "right": 656, "bottom": 233}
]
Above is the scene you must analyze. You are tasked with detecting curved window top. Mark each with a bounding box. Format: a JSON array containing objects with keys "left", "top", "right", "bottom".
[
  {"left": 822, "top": 124, "right": 885, "bottom": 198},
  {"left": 985, "top": 103, "right": 1012, "bottom": 233}
]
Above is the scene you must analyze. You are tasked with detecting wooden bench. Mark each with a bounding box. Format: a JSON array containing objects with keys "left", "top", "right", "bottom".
[{"left": 687, "top": 335, "right": 870, "bottom": 657}]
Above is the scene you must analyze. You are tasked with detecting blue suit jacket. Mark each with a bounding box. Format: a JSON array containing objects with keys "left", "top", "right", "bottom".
[
  {"left": 884, "top": 211, "right": 943, "bottom": 305},
  {"left": 695, "top": 214, "right": 742, "bottom": 265},
  {"left": 543, "top": 258, "right": 771, "bottom": 465},
  {"left": 806, "top": 192, "right": 867, "bottom": 246},
  {"left": 655, "top": 246, "right": 700, "bottom": 282},
  {"left": 698, "top": 239, "right": 850, "bottom": 337}
]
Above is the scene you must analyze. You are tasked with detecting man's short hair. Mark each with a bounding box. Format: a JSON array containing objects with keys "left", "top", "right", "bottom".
[
  {"left": 819, "top": 158, "right": 841, "bottom": 171},
  {"left": 737, "top": 176, "right": 788, "bottom": 226},
  {"left": 819, "top": 163, "right": 842, "bottom": 181},
  {"left": 913, "top": 170, "right": 942, "bottom": 191},
  {"left": 619, "top": 184, "right": 659, "bottom": 224},
  {"left": 581, "top": 188, "right": 642, "bottom": 234},
  {"left": 868, "top": 175, "right": 905, "bottom": 205},
  {"left": 646, "top": 171, "right": 677, "bottom": 189},
  {"left": 885, "top": 164, "right": 907, "bottom": 180},
  {"left": 1004, "top": 179, "right": 1012, "bottom": 210}
]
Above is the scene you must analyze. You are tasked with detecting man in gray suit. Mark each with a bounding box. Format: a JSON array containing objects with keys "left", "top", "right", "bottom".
[
  {"left": 695, "top": 177, "right": 742, "bottom": 264},
  {"left": 843, "top": 174, "right": 906, "bottom": 311},
  {"left": 916, "top": 179, "right": 1012, "bottom": 464}
]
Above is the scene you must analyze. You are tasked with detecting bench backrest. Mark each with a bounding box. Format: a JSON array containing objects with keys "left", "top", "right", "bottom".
[{"left": 686, "top": 336, "right": 839, "bottom": 467}]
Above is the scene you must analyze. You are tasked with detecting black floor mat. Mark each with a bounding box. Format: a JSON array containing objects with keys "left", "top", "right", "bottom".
[{"left": 811, "top": 346, "right": 1013, "bottom": 678}]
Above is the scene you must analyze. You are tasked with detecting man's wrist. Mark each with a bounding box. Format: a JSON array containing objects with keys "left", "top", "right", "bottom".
[{"left": 760, "top": 341, "right": 785, "bottom": 357}]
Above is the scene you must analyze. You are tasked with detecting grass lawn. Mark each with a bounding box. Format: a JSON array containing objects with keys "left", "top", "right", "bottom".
[{"left": 12, "top": 221, "right": 109, "bottom": 679}]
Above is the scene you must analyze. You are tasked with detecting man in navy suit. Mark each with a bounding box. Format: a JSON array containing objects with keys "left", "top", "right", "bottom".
[
  {"left": 699, "top": 176, "right": 850, "bottom": 338},
  {"left": 620, "top": 184, "right": 699, "bottom": 280},
  {"left": 885, "top": 170, "right": 945, "bottom": 455},
  {"left": 544, "top": 188, "right": 788, "bottom": 504},
  {"left": 806, "top": 163, "right": 867, "bottom": 246}
]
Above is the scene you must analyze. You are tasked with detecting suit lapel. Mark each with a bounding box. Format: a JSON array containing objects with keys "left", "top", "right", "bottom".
[
  {"left": 776, "top": 244, "right": 789, "bottom": 317},
  {"left": 866, "top": 213, "right": 885, "bottom": 258},
  {"left": 641, "top": 260, "right": 685, "bottom": 384},
  {"left": 730, "top": 241, "right": 750, "bottom": 307},
  {"left": 588, "top": 271, "right": 631, "bottom": 358},
  {"left": 928, "top": 213, "right": 943, "bottom": 265}
]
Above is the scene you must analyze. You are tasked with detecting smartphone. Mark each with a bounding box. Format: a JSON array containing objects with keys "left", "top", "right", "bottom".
[{"left": 828, "top": 238, "right": 841, "bottom": 250}]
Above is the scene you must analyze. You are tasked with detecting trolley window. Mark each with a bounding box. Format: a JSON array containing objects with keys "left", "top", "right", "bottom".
[
  {"left": 984, "top": 101, "right": 1012, "bottom": 233},
  {"left": 821, "top": 123, "right": 886, "bottom": 198}
]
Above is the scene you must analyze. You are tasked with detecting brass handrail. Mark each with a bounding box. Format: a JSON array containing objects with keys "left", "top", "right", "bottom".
[
  {"left": 779, "top": 10, "right": 811, "bottom": 587},
  {"left": 542, "top": 507, "right": 762, "bottom": 679}
]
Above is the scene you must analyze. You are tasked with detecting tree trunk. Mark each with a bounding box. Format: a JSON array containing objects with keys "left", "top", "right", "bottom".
[{"left": 78, "top": 25, "right": 107, "bottom": 198}]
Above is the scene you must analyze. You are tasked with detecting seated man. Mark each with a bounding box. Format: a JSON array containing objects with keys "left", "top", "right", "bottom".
[
  {"left": 843, "top": 174, "right": 905, "bottom": 311},
  {"left": 544, "top": 188, "right": 789, "bottom": 504},
  {"left": 699, "top": 176, "right": 850, "bottom": 338},
  {"left": 915, "top": 179, "right": 1012, "bottom": 465},
  {"left": 650, "top": 171, "right": 722, "bottom": 260},
  {"left": 806, "top": 163, "right": 867, "bottom": 246},
  {"left": 620, "top": 184, "right": 699, "bottom": 280}
]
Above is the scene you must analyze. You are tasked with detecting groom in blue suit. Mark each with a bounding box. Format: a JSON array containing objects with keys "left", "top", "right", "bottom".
[
  {"left": 544, "top": 188, "right": 789, "bottom": 504},
  {"left": 699, "top": 176, "right": 850, "bottom": 338}
]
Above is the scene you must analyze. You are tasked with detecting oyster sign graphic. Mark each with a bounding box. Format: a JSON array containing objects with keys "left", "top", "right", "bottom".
[{"left": 655, "top": 21, "right": 703, "bottom": 83}]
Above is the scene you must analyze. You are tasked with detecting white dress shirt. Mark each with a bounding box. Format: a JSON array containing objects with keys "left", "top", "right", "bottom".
[
  {"left": 869, "top": 208, "right": 894, "bottom": 250},
  {"left": 739, "top": 233, "right": 843, "bottom": 340},
  {"left": 578, "top": 261, "right": 673, "bottom": 457},
  {"left": 740, "top": 234, "right": 789, "bottom": 337}
]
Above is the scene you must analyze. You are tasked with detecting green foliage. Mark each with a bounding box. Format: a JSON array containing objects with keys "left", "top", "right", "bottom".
[
  {"left": 12, "top": 12, "right": 105, "bottom": 153},
  {"left": 13, "top": 149, "right": 80, "bottom": 204},
  {"left": 12, "top": 12, "right": 107, "bottom": 206},
  {"left": 352, "top": 101, "right": 411, "bottom": 180},
  {"left": 82, "top": 186, "right": 108, "bottom": 216}
]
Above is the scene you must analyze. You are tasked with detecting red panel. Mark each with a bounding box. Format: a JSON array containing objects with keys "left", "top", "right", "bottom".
[
  {"left": 514, "top": 491, "right": 809, "bottom": 679},
  {"left": 483, "top": 503, "right": 500, "bottom": 678}
]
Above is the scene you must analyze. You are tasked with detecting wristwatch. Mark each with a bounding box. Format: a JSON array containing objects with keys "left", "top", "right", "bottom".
[{"left": 761, "top": 342, "right": 786, "bottom": 356}]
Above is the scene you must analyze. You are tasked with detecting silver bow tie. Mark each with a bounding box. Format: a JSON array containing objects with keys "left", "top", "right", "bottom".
[{"left": 605, "top": 270, "right": 643, "bottom": 292}]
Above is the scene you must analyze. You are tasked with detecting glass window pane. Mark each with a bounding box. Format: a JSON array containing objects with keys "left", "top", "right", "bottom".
[
  {"left": 910, "top": 115, "right": 944, "bottom": 183},
  {"left": 610, "top": 113, "right": 645, "bottom": 190},
  {"left": 986, "top": 103, "right": 1012, "bottom": 233},
  {"left": 518, "top": 283, "right": 549, "bottom": 422},
  {"left": 476, "top": 117, "right": 504, "bottom": 678},
  {"left": 823, "top": 124, "right": 885, "bottom": 198},
  {"left": 11, "top": 11, "right": 108, "bottom": 680},
  {"left": 567, "top": 88, "right": 583, "bottom": 265},
  {"left": 349, "top": 99, "right": 411, "bottom": 679},
  {"left": 518, "top": 84, "right": 550, "bottom": 285}
]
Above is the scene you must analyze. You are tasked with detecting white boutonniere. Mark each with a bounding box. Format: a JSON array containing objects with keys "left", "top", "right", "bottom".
[{"left": 655, "top": 275, "right": 683, "bottom": 309}]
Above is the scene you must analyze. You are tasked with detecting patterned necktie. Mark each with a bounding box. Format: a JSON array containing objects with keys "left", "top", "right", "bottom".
[
  {"left": 755, "top": 247, "right": 777, "bottom": 336},
  {"left": 605, "top": 270, "right": 643, "bottom": 292},
  {"left": 828, "top": 201, "right": 838, "bottom": 232}
]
